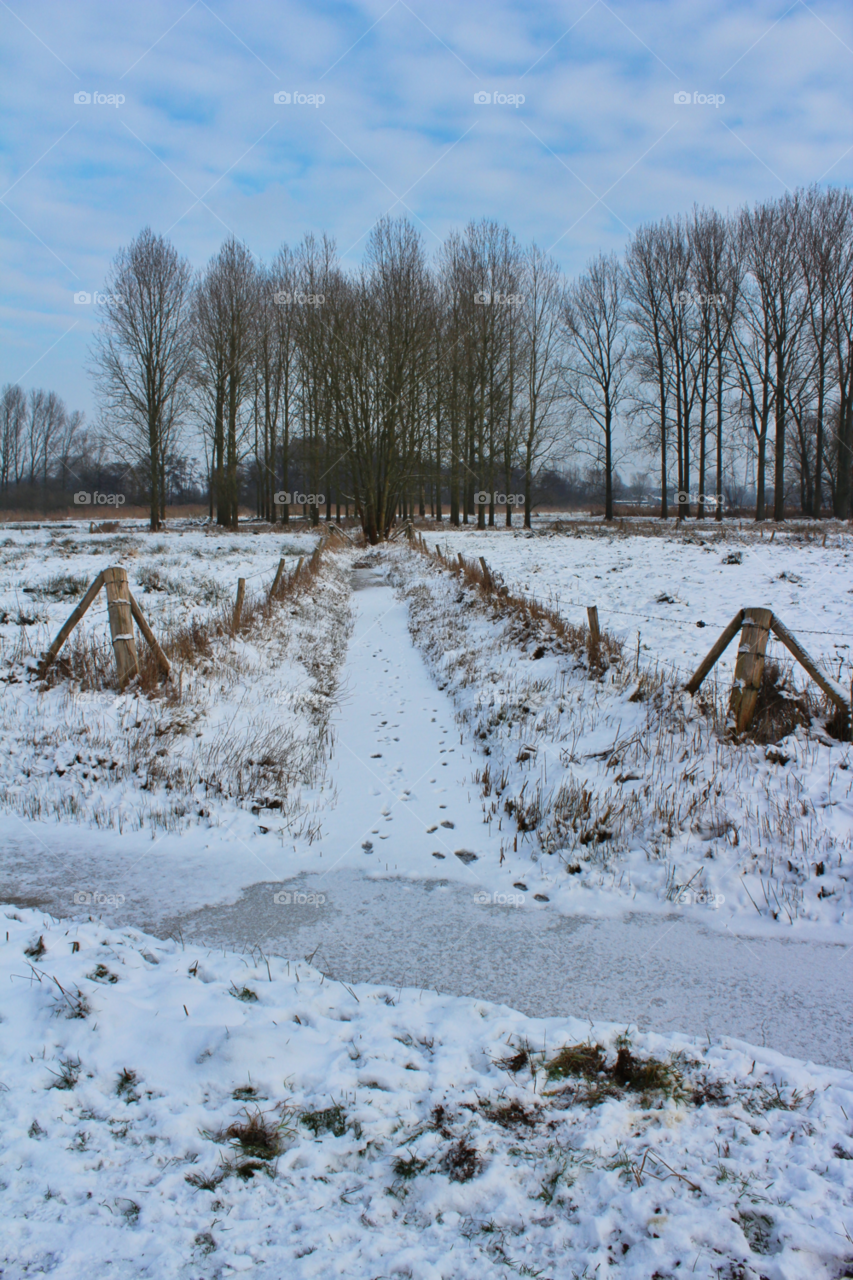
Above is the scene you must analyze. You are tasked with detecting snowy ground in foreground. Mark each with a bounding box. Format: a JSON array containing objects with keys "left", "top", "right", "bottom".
[{"left": 2, "top": 905, "right": 852, "bottom": 1280}]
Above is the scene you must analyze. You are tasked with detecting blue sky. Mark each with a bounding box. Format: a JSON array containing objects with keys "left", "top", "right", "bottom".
[{"left": 1, "top": 0, "right": 851, "bottom": 420}]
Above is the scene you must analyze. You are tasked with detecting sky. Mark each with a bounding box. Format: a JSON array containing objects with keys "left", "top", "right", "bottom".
[{"left": 1, "top": 0, "right": 852, "bottom": 423}]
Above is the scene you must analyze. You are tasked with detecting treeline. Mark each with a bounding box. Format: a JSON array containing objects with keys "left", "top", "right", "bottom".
[
  {"left": 0, "top": 380, "right": 205, "bottom": 512},
  {"left": 15, "top": 184, "right": 853, "bottom": 535},
  {"left": 0, "top": 385, "right": 86, "bottom": 507}
]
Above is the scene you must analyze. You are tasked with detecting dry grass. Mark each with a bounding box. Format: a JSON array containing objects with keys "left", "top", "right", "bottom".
[
  {"left": 210, "top": 1108, "right": 287, "bottom": 1160},
  {"left": 744, "top": 661, "right": 814, "bottom": 745},
  {"left": 542, "top": 1041, "right": 683, "bottom": 1106},
  {"left": 440, "top": 1137, "right": 483, "bottom": 1182},
  {"left": 299, "top": 1103, "right": 348, "bottom": 1137}
]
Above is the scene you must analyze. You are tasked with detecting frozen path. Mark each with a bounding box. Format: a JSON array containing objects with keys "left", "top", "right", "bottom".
[{"left": 303, "top": 567, "right": 499, "bottom": 880}]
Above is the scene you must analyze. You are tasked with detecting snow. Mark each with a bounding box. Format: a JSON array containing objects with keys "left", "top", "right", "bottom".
[
  {"left": 1, "top": 904, "right": 852, "bottom": 1279},
  {"left": 1, "top": 515, "right": 852, "bottom": 1274},
  {"left": 429, "top": 518, "right": 853, "bottom": 686}
]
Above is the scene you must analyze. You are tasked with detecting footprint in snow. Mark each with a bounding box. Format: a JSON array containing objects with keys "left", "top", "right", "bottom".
[
  {"left": 440, "top": 820, "right": 455, "bottom": 829},
  {"left": 454, "top": 850, "right": 477, "bottom": 865},
  {"left": 362, "top": 841, "right": 373, "bottom": 851},
  {"left": 432, "top": 852, "right": 445, "bottom": 859},
  {"left": 534, "top": 894, "right": 550, "bottom": 902},
  {"left": 426, "top": 825, "right": 437, "bottom": 833},
  {"left": 513, "top": 882, "right": 527, "bottom": 891}
]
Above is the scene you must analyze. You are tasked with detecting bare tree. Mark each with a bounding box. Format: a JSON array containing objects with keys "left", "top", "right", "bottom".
[
  {"left": 193, "top": 237, "right": 257, "bottom": 528},
  {"left": 734, "top": 194, "right": 807, "bottom": 521},
  {"left": 562, "top": 253, "right": 628, "bottom": 521},
  {"left": 518, "top": 243, "right": 565, "bottom": 529},
  {"left": 689, "top": 206, "right": 741, "bottom": 521},
  {"left": 326, "top": 217, "right": 432, "bottom": 542},
  {"left": 269, "top": 243, "right": 298, "bottom": 524},
  {"left": 625, "top": 222, "right": 674, "bottom": 518},
  {"left": 91, "top": 228, "right": 194, "bottom": 530},
  {"left": 0, "top": 383, "right": 26, "bottom": 491}
]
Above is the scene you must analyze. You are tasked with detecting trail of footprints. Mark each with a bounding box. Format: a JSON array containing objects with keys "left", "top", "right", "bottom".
[{"left": 360, "top": 647, "right": 475, "bottom": 867}]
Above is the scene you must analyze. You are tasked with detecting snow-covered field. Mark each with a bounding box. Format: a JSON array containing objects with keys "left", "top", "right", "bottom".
[
  {"left": 432, "top": 517, "right": 853, "bottom": 684},
  {"left": 0, "top": 521, "right": 340, "bottom": 844},
  {"left": 0, "top": 514, "right": 851, "bottom": 1276},
  {"left": 2, "top": 905, "right": 852, "bottom": 1280}
]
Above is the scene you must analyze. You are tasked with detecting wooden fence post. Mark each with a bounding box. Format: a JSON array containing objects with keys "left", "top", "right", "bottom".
[
  {"left": 587, "top": 606, "right": 601, "bottom": 663},
  {"left": 479, "top": 556, "right": 493, "bottom": 588},
  {"left": 270, "top": 558, "right": 286, "bottom": 597},
  {"left": 103, "top": 566, "right": 139, "bottom": 689},
  {"left": 729, "top": 607, "right": 773, "bottom": 731},
  {"left": 769, "top": 614, "right": 851, "bottom": 713},
  {"left": 233, "top": 578, "right": 246, "bottom": 630},
  {"left": 40, "top": 571, "right": 105, "bottom": 674}
]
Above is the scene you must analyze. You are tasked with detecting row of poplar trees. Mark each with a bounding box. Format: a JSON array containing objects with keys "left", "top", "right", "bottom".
[{"left": 92, "top": 184, "right": 853, "bottom": 537}]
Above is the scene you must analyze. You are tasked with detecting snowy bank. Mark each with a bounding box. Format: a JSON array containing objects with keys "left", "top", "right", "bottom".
[{"left": 1, "top": 905, "right": 852, "bottom": 1279}]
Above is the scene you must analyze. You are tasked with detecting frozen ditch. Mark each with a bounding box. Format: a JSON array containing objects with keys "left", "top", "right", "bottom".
[{"left": 162, "top": 870, "right": 853, "bottom": 1070}]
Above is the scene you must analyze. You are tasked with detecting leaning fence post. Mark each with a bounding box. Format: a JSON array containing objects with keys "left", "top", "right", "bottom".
[
  {"left": 103, "top": 566, "right": 139, "bottom": 689},
  {"left": 768, "top": 613, "right": 851, "bottom": 714},
  {"left": 128, "top": 592, "right": 171, "bottom": 679},
  {"left": 40, "top": 570, "right": 105, "bottom": 674},
  {"left": 729, "top": 607, "right": 773, "bottom": 732},
  {"left": 233, "top": 577, "right": 246, "bottom": 630},
  {"left": 685, "top": 609, "right": 745, "bottom": 695},
  {"left": 270, "top": 558, "right": 286, "bottom": 597},
  {"left": 479, "top": 556, "right": 493, "bottom": 589}
]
